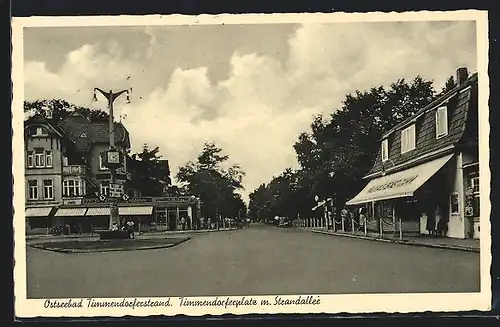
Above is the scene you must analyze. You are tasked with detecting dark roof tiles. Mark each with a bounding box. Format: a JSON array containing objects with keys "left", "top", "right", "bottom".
[{"left": 366, "top": 73, "right": 477, "bottom": 177}]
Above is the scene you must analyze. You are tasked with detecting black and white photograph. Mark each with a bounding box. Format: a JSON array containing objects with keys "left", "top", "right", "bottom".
[{"left": 12, "top": 11, "right": 491, "bottom": 317}]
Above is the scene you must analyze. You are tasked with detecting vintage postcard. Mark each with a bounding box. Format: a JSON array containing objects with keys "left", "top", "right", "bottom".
[{"left": 12, "top": 10, "right": 491, "bottom": 318}]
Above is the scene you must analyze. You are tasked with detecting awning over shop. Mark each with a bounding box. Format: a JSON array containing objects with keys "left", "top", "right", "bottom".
[
  {"left": 25, "top": 207, "right": 53, "bottom": 217},
  {"left": 86, "top": 207, "right": 110, "bottom": 216},
  {"left": 119, "top": 206, "right": 153, "bottom": 215},
  {"left": 346, "top": 154, "right": 454, "bottom": 206},
  {"left": 54, "top": 207, "right": 88, "bottom": 217}
]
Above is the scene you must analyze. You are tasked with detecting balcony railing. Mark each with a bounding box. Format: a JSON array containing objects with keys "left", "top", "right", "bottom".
[{"left": 62, "top": 165, "right": 89, "bottom": 176}]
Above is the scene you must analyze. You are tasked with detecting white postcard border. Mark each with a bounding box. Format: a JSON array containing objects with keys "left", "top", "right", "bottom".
[{"left": 12, "top": 10, "right": 491, "bottom": 318}]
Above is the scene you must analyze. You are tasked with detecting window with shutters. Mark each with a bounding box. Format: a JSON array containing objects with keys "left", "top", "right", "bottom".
[
  {"left": 400, "top": 124, "right": 416, "bottom": 154},
  {"left": 436, "top": 106, "right": 449, "bottom": 138}
]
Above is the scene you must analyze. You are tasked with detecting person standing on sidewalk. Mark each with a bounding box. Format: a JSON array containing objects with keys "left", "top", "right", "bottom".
[
  {"left": 434, "top": 206, "right": 443, "bottom": 236},
  {"left": 126, "top": 219, "right": 135, "bottom": 239}
]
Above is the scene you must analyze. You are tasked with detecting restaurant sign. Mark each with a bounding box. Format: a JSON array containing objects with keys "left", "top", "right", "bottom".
[{"left": 367, "top": 175, "right": 419, "bottom": 193}]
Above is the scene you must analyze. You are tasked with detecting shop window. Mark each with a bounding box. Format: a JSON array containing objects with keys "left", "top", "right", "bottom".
[
  {"left": 450, "top": 192, "right": 459, "bottom": 214},
  {"left": 400, "top": 124, "right": 416, "bottom": 154},
  {"left": 28, "top": 180, "right": 38, "bottom": 200},
  {"left": 381, "top": 139, "right": 389, "bottom": 162},
  {"left": 436, "top": 106, "right": 449, "bottom": 138},
  {"left": 471, "top": 177, "right": 480, "bottom": 217},
  {"left": 43, "top": 179, "right": 54, "bottom": 200}
]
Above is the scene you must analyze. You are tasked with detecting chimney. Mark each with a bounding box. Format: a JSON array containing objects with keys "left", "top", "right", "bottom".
[{"left": 456, "top": 67, "right": 468, "bottom": 86}]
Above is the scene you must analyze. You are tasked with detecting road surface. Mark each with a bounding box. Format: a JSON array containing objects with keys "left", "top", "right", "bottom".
[{"left": 26, "top": 224, "right": 480, "bottom": 298}]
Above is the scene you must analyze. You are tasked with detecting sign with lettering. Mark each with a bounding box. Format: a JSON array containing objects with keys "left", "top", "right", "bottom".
[
  {"left": 367, "top": 175, "right": 419, "bottom": 193},
  {"left": 82, "top": 196, "right": 198, "bottom": 205},
  {"left": 109, "top": 183, "right": 124, "bottom": 198},
  {"left": 62, "top": 198, "right": 82, "bottom": 205}
]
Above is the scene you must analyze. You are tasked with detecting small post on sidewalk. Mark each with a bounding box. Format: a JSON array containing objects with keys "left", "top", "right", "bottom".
[
  {"left": 351, "top": 218, "right": 354, "bottom": 234},
  {"left": 341, "top": 217, "right": 345, "bottom": 232},
  {"left": 399, "top": 216, "right": 403, "bottom": 241},
  {"left": 379, "top": 218, "right": 383, "bottom": 237},
  {"left": 364, "top": 216, "right": 367, "bottom": 236}
]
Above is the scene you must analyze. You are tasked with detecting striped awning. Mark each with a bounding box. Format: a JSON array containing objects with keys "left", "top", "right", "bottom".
[
  {"left": 54, "top": 207, "right": 88, "bottom": 217},
  {"left": 25, "top": 207, "right": 53, "bottom": 217},
  {"left": 86, "top": 207, "right": 110, "bottom": 216},
  {"left": 119, "top": 206, "right": 153, "bottom": 215}
]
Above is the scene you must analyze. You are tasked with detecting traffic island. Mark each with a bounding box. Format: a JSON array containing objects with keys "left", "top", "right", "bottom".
[{"left": 28, "top": 237, "right": 190, "bottom": 253}]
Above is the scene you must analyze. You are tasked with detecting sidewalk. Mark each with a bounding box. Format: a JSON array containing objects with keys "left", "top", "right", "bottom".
[{"left": 308, "top": 228, "right": 480, "bottom": 253}]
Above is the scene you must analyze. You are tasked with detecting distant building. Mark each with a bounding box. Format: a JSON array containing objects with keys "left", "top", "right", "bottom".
[{"left": 347, "top": 67, "right": 480, "bottom": 239}]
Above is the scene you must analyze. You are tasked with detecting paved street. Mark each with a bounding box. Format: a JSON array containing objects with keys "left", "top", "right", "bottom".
[{"left": 26, "top": 224, "right": 480, "bottom": 298}]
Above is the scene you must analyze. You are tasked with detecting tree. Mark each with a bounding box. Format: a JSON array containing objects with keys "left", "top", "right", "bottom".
[
  {"left": 24, "top": 99, "right": 109, "bottom": 123},
  {"left": 128, "top": 144, "right": 170, "bottom": 197},
  {"left": 176, "top": 142, "right": 246, "bottom": 221},
  {"left": 251, "top": 75, "right": 439, "bottom": 222}
]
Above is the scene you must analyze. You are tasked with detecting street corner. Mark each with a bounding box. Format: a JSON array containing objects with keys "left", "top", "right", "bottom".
[{"left": 27, "top": 236, "right": 191, "bottom": 254}]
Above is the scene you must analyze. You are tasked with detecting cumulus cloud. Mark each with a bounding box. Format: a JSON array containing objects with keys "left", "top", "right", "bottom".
[{"left": 24, "top": 21, "right": 477, "bottom": 202}]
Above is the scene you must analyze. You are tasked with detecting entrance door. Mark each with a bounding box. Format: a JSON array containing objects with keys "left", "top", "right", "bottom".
[{"left": 167, "top": 209, "right": 177, "bottom": 231}]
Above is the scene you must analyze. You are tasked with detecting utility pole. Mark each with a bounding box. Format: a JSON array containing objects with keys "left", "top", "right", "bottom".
[{"left": 93, "top": 87, "right": 130, "bottom": 230}]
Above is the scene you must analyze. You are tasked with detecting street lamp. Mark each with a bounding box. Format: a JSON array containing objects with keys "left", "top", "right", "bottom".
[{"left": 93, "top": 87, "right": 130, "bottom": 231}]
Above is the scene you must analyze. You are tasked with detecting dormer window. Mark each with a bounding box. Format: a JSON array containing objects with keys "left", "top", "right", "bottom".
[
  {"left": 436, "top": 106, "right": 449, "bottom": 138},
  {"left": 381, "top": 139, "right": 389, "bottom": 162},
  {"left": 36, "top": 127, "right": 43, "bottom": 135},
  {"left": 401, "top": 124, "right": 416, "bottom": 154}
]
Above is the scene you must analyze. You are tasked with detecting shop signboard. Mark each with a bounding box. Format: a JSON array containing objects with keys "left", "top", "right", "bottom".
[{"left": 62, "top": 198, "right": 83, "bottom": 206}]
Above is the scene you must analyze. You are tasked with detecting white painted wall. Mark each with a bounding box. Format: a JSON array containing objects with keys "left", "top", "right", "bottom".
[{"left": 447, "top": 153, "right": 466, "bottom": 238}]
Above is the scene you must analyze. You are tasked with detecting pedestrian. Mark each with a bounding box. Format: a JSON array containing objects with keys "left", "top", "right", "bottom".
[
  {"left": 126, "top": 219, "right": 135, "bottom": 239},
  {"left": 359, "top": 207, "right": 366, "bottom": 229},
  {"left": 181, "top": 217, "right": 186, "bottom": 230},
  {"left": 424, "top": 210, "right": 434, "bottom": 236},
  {"left": 434, "top": 206, "right": 442, "bottom": 236}
]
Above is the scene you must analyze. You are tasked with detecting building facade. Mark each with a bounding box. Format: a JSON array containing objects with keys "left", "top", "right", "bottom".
[
  {"left": 24, "top": 111, "right": 200, "bottom": 234},
  {"left": 347, "top": 68, "right": 480, "bottom": 239}
]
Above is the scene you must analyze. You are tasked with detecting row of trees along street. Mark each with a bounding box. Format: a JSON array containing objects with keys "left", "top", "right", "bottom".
[
  {"left": 176, "top": 142, "right": 247, "bottom": 222},
  {"left": 24, "top": 100, "right": 247, "bottom": 220},
  {"left": 247, "top": 75, "right": 457, "bottom": 224}
]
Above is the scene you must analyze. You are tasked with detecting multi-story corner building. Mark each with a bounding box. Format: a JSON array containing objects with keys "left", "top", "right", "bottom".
[
  {"left": 24, "top": 111, "right": 131, "bottom": 233},
  {"left": 25, "top": 110, "right": 200, "bottom": 234},
  {"left": 347, "top": 67, "right": 480, "bottom": 239}
]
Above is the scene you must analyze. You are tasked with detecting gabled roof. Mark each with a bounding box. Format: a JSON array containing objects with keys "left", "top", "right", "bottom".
[
  {"left": 24, "top": 114, "right": 72, "bottom": 141},
  {"left": 57, "top": 113, "right": 130, "bottom": 152},
  {"left": 365, "top": 72, "right": 478, "bottom": 179}
]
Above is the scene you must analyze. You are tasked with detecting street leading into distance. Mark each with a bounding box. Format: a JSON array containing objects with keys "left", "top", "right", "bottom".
[{"left": 26, "top": 225, "right": 480, "bottom": 299}]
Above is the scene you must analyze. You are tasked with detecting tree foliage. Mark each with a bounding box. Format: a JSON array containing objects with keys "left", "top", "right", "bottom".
[
  {"left": 24, "top": 99, "right": 109, "bottom": 123},
  {"left": 128, "top": 144, "right": 170, "bottom": 197},
  {"left": 249, "top": 76, "right": 440, "bottom": 222},
  {"left": 176, "top": 142, "right": 247, "bottom": 220}
]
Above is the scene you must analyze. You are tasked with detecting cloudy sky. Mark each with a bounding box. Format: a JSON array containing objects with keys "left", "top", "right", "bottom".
[{"left": 23, "top": 20, "right": 477, "bottom": 202}]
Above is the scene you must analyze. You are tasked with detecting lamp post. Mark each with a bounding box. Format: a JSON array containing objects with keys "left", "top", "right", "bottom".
[{"left": 93, "top": 87, "right": 130, "bottom": 231}]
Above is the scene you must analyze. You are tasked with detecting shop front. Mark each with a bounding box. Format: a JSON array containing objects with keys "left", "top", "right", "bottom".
[
  {"left": 347, "top": 154, "right": 462, "bottom": 237},
  {"left": 25, "top": 206, "right": 57, "bottom": 234},
  {"left": 56, "top": 195, "right": 200, "bottom": 233}
]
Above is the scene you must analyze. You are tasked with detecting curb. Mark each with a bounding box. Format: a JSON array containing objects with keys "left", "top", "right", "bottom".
[
  {"left": 28, "top": 237, "right": 191, "bottom": 254},
  {"left": 26, "top": 228, "right": 239, "bottom": 241},
  {"left": 311, "top": 230, "right": 480, "bottom": 253}
]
